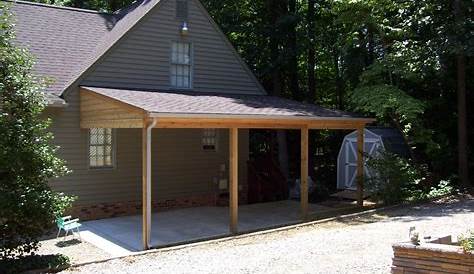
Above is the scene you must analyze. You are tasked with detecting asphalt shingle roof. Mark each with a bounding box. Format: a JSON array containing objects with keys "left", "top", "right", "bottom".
[
  {"left": 9, "top": 0, "right": 161, "bottom": 97},
  {"left": 10, "top": 1, "right": 114, "bottom": 95},
  {"left": 82, "top": 86, "right": 364, "bottom": 119},
  {"left": 8, "top": 1, "right": 371, "bottom": 121}
]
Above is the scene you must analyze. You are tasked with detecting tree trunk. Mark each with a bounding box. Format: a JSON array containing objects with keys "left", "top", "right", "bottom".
[
  {"left": 267, "top": 0, "right": 290, "bottom": 179},
  {"left": 456, "top": 54, "right": 469, "bottom": 188},
  {"left": 333, "top": 50, "right": 344, "bottom": 110},
  {"left": 454, "top": 0, "right": 470, "bottom": 188},
  {"left": 288, "top": 0, "right": 300, "bottom": 101},
  {"left": 307, "top": 0, "right": 316, "bottom": 103},
  {"left": 366, "top": 26, "right": 375, "bottom": 66}
]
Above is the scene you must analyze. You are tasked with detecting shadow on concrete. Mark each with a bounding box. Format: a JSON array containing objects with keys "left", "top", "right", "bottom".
[{"left": 55, "top": 239, "right": 82, "bottom": 248}]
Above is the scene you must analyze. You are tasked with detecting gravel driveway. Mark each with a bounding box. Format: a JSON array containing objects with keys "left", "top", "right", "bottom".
[{"left": 63, "top": 196, "right": 473, "bottom": 274}]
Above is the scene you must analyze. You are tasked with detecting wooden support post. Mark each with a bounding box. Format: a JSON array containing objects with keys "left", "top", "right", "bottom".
[
  {"left": 142, "top": 119, "right": 156, "bottom": 250},
  {"left": 300, "top": 126, "right": 309, "bottom": 220},
  {"left": 356, "top": 127, "right": 364, "bottom": 206},
  {"left": 142, "top": 125, "right": 149, "bottom": 250},
  {"left": 229, "top": 128, "right": 239, "bottom": 234}
]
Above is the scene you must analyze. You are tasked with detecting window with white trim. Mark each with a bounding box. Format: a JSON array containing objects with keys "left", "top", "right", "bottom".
[
  {"left": 89, "top": 128, "right": 114, "bottom": 168},
  {"left": 202, "top": 128, "right": 217, "bottom": 151},
  {"left": 170, "top": 42, "right": 192, "bottom": 89}
]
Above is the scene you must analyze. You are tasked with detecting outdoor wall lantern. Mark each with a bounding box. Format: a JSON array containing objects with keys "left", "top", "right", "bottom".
[{"left": 180, "top": 21, "right": 189, "bottom": 36}]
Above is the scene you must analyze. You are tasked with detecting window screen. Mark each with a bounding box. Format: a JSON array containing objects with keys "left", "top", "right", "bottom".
[
  {"left": 170, "top": 42, "right": 192, "bottom": 88},
  {"left": 89, "top": 128, "right": 114, "bottom": 168}
]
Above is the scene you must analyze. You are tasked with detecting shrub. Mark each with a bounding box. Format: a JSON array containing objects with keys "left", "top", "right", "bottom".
[
  {"left": 0, "top": 4, "right": 74, "bottom": 260},
  {"left": 365, "top": 151, "right": 422, "bottom": 204},
  {"left": 365, "top": 151, "right": 455, "bottom": 205},
  {"left": 458, "top": 230, "right": 474, "bottom": 253},
  {"left": 0, "top": 254, "right": 70, "bottom": 274}
]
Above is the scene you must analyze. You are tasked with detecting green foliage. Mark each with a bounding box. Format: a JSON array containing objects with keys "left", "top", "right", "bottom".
[
  {"left": 366, "top": 151, "right": 422, "bottom": 204},
  {"left": 366, "top": 151, "right": 454, "bottom": 204},
  {"left": 458, "top": 230, "right": 474, "bottom": 253},
  {"left": 0, "top": 4, "right": 74, "bottom": 260},
  {"left": 25, "top": 0, "right": 473, "bottom": 184},
  {"left": 348, "top": 84, "right": 425, "bottom": 133},
  {"left": 0, "top": 254, "right": 70, "bottom": 274},
  {"left": 348, "top": 63, "right": 442, "bottom": 158},
  {"left": 424, "top": 180, "right": 454, "bottom": 199}
]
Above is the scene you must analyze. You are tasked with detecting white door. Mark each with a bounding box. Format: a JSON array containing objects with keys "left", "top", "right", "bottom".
[{"left": 343, "top": 138, "right": 382, "bottom": 189}]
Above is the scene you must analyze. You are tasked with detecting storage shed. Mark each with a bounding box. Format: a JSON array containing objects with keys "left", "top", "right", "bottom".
[{"left": 337, "top": 127, "right": 410, "bottom": 190}]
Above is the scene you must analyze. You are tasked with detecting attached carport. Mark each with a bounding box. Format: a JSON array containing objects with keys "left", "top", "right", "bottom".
[{"left": 79, "top": 86, "right": 374, "bottom": 250}]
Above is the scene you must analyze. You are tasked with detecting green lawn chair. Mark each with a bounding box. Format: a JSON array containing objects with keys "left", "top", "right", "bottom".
[{"left": 56, "top": 216, "right": 82, "bottom": 241}]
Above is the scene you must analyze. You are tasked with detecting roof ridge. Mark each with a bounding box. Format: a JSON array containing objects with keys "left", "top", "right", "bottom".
[{"left": 3, "top": 0, "right": 114, "bottom": 15}]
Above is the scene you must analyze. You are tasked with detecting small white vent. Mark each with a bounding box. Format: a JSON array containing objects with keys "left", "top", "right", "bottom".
[{"left": 176, "top": 0, "right": 188, "bottom": 21}]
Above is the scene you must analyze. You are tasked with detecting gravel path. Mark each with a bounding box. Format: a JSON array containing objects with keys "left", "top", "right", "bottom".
[{"left": 63, "top": 196, "right": 473, "bottom": 274}]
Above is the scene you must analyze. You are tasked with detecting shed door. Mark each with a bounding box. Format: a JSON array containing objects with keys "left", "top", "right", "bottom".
[{"left": 343, "top": 138, "right": 381, "bottom": 189}]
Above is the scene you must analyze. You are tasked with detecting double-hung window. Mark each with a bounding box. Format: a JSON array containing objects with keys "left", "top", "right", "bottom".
[
  {"left": 170, "top": 42, "right": 192, "bottom": 89},
  {"left": 89, "top": 128, "right": 114, "bottom": 168}
]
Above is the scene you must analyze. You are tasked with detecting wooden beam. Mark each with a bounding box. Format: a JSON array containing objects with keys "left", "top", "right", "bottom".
[
  {"left": 80, "top": 119, "right": 144, "bottom": 129},
  {"left": 356, "top": 127, "right": 365, "bottom": 206},
  {"left": 300, "top": 126, "right": 309, "bottom": 220},
  {"left": 152, "top": 117, "right": 372, "bottom": 130},
  {"left": 229, "top": 128, "right": 239, "bottom": 234}
]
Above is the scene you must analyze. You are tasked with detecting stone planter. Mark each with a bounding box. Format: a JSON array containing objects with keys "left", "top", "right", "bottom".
[{"left": 392, "top": 236, "right": 474, "bottom": 274}]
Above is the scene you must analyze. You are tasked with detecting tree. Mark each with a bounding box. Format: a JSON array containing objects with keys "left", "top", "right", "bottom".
[
  {"left": 286, "top": 0, "right": 301, "bottom": 101},
  {"left": 453, "top": 0, "right": 470, "bottom": 189},
  {"left": 307, "top": 0, "right": 316, "bottom": 103},
  {"left": 0, "top": 4, "right": 74, "bottom": 259},
  {"left": 23, "top": 0, "right": 473, "bottom": 189}
]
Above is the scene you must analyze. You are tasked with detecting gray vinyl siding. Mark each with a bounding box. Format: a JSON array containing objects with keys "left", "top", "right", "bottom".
[
  {"left": 47, "top": 86, "right": 249, "bottom": 206},
  {"left": 81, "top": 0, "right": 263, "bottom": 95}
]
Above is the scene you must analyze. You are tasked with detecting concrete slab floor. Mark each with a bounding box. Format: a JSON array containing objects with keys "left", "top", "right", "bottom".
[{"left": 81, "top": 200, "right": 329, "bottom": 256}]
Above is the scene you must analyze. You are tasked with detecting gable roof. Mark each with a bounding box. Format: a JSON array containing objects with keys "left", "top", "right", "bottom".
[{"left": 7, "top": 0, "right": 266, "bottom": 100}]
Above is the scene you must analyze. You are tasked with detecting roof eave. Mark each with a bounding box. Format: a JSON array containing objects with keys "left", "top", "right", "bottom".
[{"left": 148, "top": 112, "right": 375, "bottom": 124}]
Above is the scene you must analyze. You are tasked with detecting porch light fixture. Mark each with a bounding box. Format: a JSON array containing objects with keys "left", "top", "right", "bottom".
[{"left": 180, "top": 21, "right": 189, "bottom": 36}]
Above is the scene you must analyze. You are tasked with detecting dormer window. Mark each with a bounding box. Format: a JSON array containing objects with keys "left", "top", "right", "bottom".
[{"left": 170, "top": 42, "right": 192, "bottom": 89}]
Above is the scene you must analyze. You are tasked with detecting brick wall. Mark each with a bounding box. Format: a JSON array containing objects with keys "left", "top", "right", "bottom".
[
  {"left": 69, "top": 194, "right": 217, "bottom": 220},
  {"left": 392, "top": 242, "right": 474, "bottom": 274},
  {"left": 69, "top": 190, "right": 249, "bottom": 220}
]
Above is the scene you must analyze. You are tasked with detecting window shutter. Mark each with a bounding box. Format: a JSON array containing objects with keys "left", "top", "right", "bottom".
[{"left": 176, "top": 0, "right": 188, "bottom": 21}]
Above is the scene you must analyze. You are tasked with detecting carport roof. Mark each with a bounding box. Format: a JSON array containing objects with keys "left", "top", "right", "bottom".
[{"left": 81, "top": 86, "right": 372, "bottom": 122}]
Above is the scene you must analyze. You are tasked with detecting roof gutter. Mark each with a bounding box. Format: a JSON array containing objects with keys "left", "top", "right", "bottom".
[
  {"left": 143, "top": 117, "right": 157, "bottom": 249},
  {"left": 148, "top": 112, "right": 376, "bottom": 123}
]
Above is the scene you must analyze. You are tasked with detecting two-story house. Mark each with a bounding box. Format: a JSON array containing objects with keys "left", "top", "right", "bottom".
[{"left": 7, "top": 0, "right": 372, "bottom": 249}]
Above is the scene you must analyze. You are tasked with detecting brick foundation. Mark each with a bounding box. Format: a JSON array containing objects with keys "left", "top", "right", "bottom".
[
  {"left": 69, "top": 190, "right": 248, "bottom": 221},
  {"left": 69, "top": 194, "right": 217, "bottom": 221}
]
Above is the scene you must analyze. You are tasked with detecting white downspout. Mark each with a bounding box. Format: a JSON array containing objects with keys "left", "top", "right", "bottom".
[{"left": 145, "top": 118, "right": 157, "bottom": 249}]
